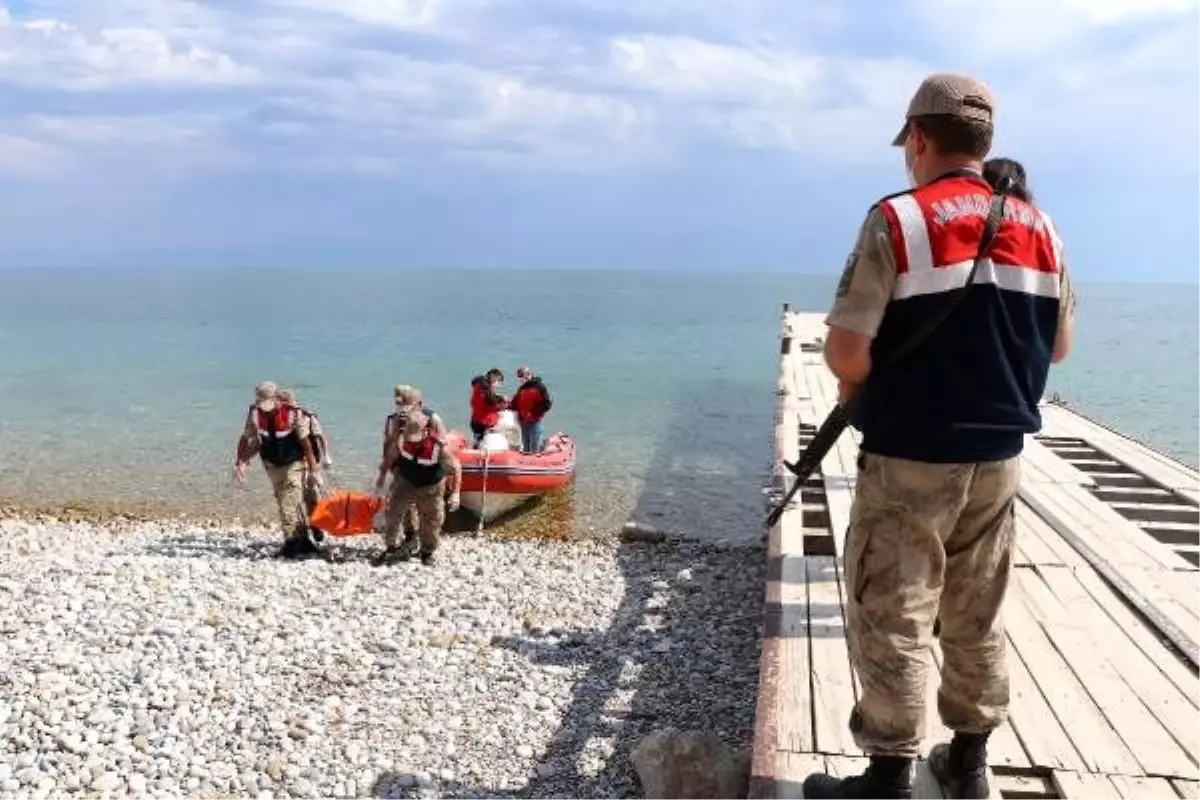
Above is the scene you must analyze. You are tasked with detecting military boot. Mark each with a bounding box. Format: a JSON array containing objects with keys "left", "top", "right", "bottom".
[
  {"left": 928, "top": 732, "right": 990, "bottom": 799},
  {"left": 802, "top": 755, "right": 913, "bottom": 799}
]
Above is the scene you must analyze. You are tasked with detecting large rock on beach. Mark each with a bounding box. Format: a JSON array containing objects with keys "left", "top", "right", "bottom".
[{"left": 631, "top": 728, "right": 750, "bottom": 799}]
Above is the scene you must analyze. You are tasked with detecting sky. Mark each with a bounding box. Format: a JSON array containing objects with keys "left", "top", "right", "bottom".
[{"left": 0, "top": 0, "right": 1197, "bottom": 281}]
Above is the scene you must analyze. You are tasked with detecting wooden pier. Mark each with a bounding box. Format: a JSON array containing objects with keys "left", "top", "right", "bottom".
[{"left": 752, "top": 309, "right": 1199, "bottom": 800}]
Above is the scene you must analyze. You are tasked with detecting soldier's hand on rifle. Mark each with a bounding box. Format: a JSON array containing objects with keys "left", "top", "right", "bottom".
[{"left": 446, "top": 492, "right": 461, "bottom": 512}]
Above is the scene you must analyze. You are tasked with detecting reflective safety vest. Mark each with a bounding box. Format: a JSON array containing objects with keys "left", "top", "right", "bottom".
[
  {"left": 254, "top": 404, "right": 303, "bottom": 467},
  {"left": 857, "top": 171, "right": 1063, "bottom": 463},
  {"left": 395, "top": 432, "right": 446, "bottom": 488}
]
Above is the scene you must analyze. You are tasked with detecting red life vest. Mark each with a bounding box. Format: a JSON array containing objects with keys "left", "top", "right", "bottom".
[
  {"left": 395, "top": 431, "right": 446, "bottom": 488},
  {"left": 470, "top": 385, "right": 503, "bottom": 428},
  {"left": 253, "top": 404, "right": 303, "bottom": 466}
]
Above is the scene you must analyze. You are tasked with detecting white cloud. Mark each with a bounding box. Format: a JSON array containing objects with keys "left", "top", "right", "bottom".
[
  {"left": 611, "top": 36, "right": 824, "bottom": 100},
  {"left": 0, "top": 133, "right": 69, "bottom": 176},
  {"left": 916, "top": 0, "right": 1199, "bottom": 55},
  {"left": 0, "top": 0, "right": 1194, "bottom": 179},
  {"left": 273, "top": 0, "right": 445, "bottom": 29},
  {"left": 0, "top": 15, "right": 258, "bottom": 89}
]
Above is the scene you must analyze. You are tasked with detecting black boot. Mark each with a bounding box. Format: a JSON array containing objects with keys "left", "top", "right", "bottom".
[
  {"left": 928, "top": 732, "right": 990, "bottom": 799},
  {"left": 372, "top": 545, "right": 412, "bottom": 566},
  {"left": 419, "top": 550, "right": 435, "bottom": 567},
  {"left": 279, "top": 531, "right": 322, "bottom": 560},
  {"left": 802, "top": 755, "right": 913, "bottom": 799}
]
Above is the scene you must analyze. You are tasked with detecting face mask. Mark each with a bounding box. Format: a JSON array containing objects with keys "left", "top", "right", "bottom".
[{"left": 903, "top": 136, "right": 919, "bottom": 188}]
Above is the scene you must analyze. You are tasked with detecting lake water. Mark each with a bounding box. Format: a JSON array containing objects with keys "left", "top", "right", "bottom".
[{"left": 0, "top": 268, "right": 1194, "bottom": 542}]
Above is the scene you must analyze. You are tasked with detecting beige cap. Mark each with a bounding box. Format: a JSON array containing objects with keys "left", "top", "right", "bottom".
[
  {"left": 892, "top": 72, "right": 996, "bottom": 146},
  {"left": 254, "top": 381, "right": 277, "bottom": 412},
  {"left": 394, "top": 384, "right": 422, "bottom": 406}
]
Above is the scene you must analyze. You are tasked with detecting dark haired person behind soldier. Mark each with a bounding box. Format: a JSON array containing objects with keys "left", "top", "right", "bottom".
[
  {"left": 983, "top": 157, "right": 1033, "bottom": 203},
  {"left": 802, "top": 73, "right": 1076, "bottom": 800}
]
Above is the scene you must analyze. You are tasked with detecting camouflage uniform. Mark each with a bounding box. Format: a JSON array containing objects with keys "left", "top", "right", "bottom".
[
  {"left": 379, "top": 410, "right": 461, "bottom": 563},
  {"left": 828, "top": 200, "right": 1076, "bottom": 757},
  {"left": 239, "top": 384, "right": 314, "bottom": 540},
  {"left": 380, "top": 387, "right": 447, "bottom": 537}
]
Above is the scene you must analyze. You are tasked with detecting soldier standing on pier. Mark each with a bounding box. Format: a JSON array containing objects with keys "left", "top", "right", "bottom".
[{"left": 801, "top": 73, "right": 1076, "bottom": 799}]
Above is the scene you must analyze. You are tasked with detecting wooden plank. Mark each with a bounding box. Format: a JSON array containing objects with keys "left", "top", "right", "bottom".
[
  {"left": 801, "top": 359, "right": 854, "bottom": 558},
  {"left": 1172, "top": 779, "right": 1200, "bottom": 800},
  {"left": 999, "top": 617, "right": 1087, "bottom": 771},
  {"left": 1036, "top": 566, "right": 1200, "bottom": 767},
  {"left": 807, "top": 557, "right": 860, "bottom": 756},
  {"left": 753, "top": 311, "right": 808, "bottom": 793},
  {"left": 1016, "top": 501, "right": 1087, "bottom": 569},
  {"left": 1052, "top": 770, "right": 1121, "bottom": 799},
  {"left": 1041, "top": 404, "right": 1198, "bottom": 494},
  {"left": 1071, "top": 567, "right": 1199, "bottom": 709},
  {"left": 776, "top": 552, "right": 813, "bottom": 754},
  {"left": 1164, "top": 572, "right": 1200, "bottom": 620},
  {"left": 1052, "top": 481, "right": 1186, "bottom": 572},
  {"left": 1025, "top": 436, "right": 1097, "bottom": 486},
  {"left": 993, "top": 773, "right": 1054, "bottom": 798},
  {"left": 1016, "top": 570, "right": 1198, "bottom": 778},
  {"left": 1109, "top": 775, "right": 1181, "bottom": 799},
  {"left": 1013, "top": 509, "right": 1063, "bottom": 566},
  {"left": 1021, "top": 482, "right": 1200, "bottom": 666},
  {"left": 1003, "top": 579, "right": 1142, "bottom": 775},
  {"left": 774, "top": 752, "right": 824, "bottom": 799},
  {"left": 1023, "top": 481, "right": 1162, "bottom": 572},
  {"left": 824, "top": 755, "right": 868, "bottom": 777}
]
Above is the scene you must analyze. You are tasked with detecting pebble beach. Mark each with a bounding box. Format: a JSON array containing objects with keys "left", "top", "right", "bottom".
[{"left": 0, "top": 518, "right": 765, "bottom": 799}]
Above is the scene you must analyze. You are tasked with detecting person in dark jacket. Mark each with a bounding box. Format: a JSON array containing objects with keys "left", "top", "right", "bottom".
[{"left": 511, "top": 366, "right": 553, "bottom": 453}]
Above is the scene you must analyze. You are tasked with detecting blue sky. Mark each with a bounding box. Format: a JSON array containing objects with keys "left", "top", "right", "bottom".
[{"left": 1, "top": 0, "right": 1197, "bottom": 281}]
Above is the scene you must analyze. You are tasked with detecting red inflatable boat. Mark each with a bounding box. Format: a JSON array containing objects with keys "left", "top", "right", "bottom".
[{"left": 445, "top": 412, "right": 575, "bottom": 522}]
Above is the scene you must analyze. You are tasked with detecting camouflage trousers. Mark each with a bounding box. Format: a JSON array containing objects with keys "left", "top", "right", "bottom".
[
  {"left": 264, "top": 461, "right": 305, "bottom": 539},
  {"left": 382, "top": 474, "right": 446, "bottom": 555},
  {"left": 843, "top": 452, "right": 1020, "bottom": 757}
]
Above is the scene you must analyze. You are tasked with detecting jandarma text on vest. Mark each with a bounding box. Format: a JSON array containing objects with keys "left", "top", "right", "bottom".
[{"left": 929, "top": 194, "right": 1046, "bottom": 232}]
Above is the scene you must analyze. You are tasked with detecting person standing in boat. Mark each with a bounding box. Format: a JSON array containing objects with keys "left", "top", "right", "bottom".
[
  {"left": 375, "top": 410, "right": 461, "bottom": 567},
  {"left": 800, "top": 73, "right": 1076, "bottom": 800},
  {"left": 375, "top": 384, "right": 446, "bottom": 554},
  {"left": 511, "top": 366, "right": 553, "bottom": 454},
  {"left": 233, "top": 381, "right": 325, "bottom": 559},
  {"left": 469, "top": 368, "right": 507, "bottom": 446}
]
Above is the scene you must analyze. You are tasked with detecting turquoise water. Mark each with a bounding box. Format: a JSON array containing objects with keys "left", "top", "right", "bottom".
[{"left": 0, "top": 269, "right": 1194, "bottom": 540}]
